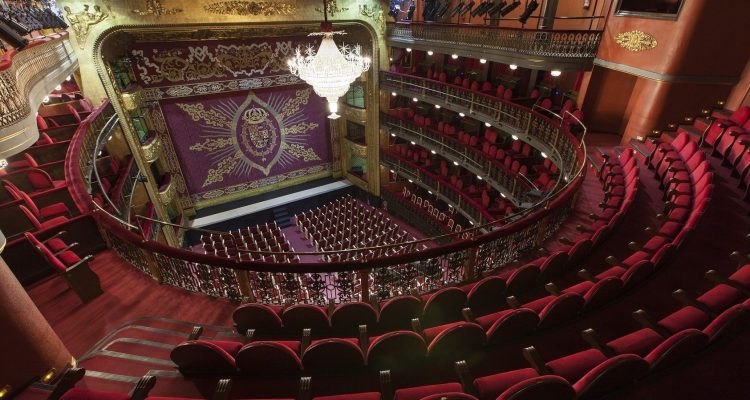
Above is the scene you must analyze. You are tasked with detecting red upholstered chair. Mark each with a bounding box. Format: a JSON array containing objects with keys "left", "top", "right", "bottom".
[
  {"left": 702, "top": 106, "right": 750, "bottom": 147},
  {"left": 232, "top": 303, "right": 283, "bottom": 336},
  {"left": 473, "top": 368, "right": 541, "bottom": 400},
  {"left": 17, "top": 189, "right": 70, "bottom": 220},
  {"left": 496, "top": 375, "right": 575, "bottom": 400},
  {"left": 503, "top": 88, "right": 513, "bottom": 100},
  {"left": 420, "top": 321, "right": 485, "bottom": 361},
  {"left": 473, "top": 308, "right": 539, "bottom": 345},
  {"left": 36, "top": 132, "right": 56, "bottom": 146},
  {"left": 330, "top": 301, "right": 378, "bottom": 337},
  {"left": 52, "top": 369, "right": 156, "bottom": 400},
  {"left": 366, "top": 330, "right": 427, "bottom": 371},
  {"left": 20, "top": 205, "right": 69, "bottom": 231},
  {"left": 563, "top": 276, "right": 623, "bottom": 312},
  {"left": 702, "top": 303, "right": 749, "bottom": 343},
  {"left": 539, "top": 98, "right": 552, "bottom": 109},
  {"left": 495, "top": 85, "right": 505, "bottom": 98},
  {"left": 527, "top": 293, "right": 585, "bottom": 330},
  {"left": 394, "top": 382, "right": 465, "bottom": 400},
  {"left": 281, "top": 304, "right": 330, "bottom": 336},
  {"left": 505, "top": 263, "right": 540, "bottom": 295},
  {"left": 236, "top": 341, "right": 302, "bottom": 375},
  {"left": 301, "top": 338, "right": 365, "bottom": 373},
  {"left": 463, "top": 275, "right": 507, "bottom": 315},
  {"left": 66, "top": 103, "right": 83, "bottom": 123},
  {"left": 643, "top": 328, "right": 708, "bottom": 372},
  {"left": 438, "top": 72, "right": 447, "bottom": 83},
  {"left": 537, "top": 251, "right": 569, "bottom": 281},
  {"left": 378, "top": 295, "right": 423, "bottom": 331},
  {"left": 421, "top": 286, "right": 468, "bottom": 326},
  {"left": 530, "top": 89, "right": 540, "bottom": 99},
  {"left": 170, "top": 340, "right": 241, "bottom": 376},
  {"left": 27, "top": 169, "right": 66, "bottom": 191},
  {"left": 481, "top": 81, "right": 493, "bottom": 93}
]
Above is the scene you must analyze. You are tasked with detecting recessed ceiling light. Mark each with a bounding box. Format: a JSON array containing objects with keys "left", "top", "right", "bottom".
[
  {"left": 459, "top": 112, "right": 465, "bottom": 117},
  {"left": 509, "top": 64, "right": 518, "bottom": 70},
  {"left": 451, "top": 54, "right": 458, "bottom": 59},
  {"left": 501, "top": 193, "right": 506, "bottom": 198},
  {"left": 477, "top": 175, "right": 483, "bottom": 180},
  {"left": 65, "top": 75, "right": 72, "bottom": 81},
  {"left": 408, "top": 179, "right": 413, "bottom": 183},
  {"left": 453, "top": 161, "right": 459, "bottom": 166},
  {"left": 427, "top": 50, "right": 434, "bottom": 56},
  {"left": 406, "top": 48, "right": 412, "bottom": 52},
  {"left": 43, "top": 96, "right": 50, "bottom": 103},
  {"left": 541, "top": 152, "right": 548, "bottom": 158},
  {"left": 431, "top": 150, "right": 437, "bottom": 154},
  {"left": 391, "top": 92, "right": 397, "bottom": 96},
  {"left": 485, "top": 122, "right": 491, "bottom": 127},
  {"left": 479, "top": 58, "right": 487, "bottom": 64},
  {"left": 0, "top": 159, "right": 7, "bottom": 169},
  {"left": 435, "top": 105, "right": 441, "bottom": 109},
  {"left": 511, "top": 135, "right": 519, "bottom": 140},
  {"left": 390, "top": 169, "right": 395, "bottom": 173},
  {"left": 391, "top": 133, "right": 396, "bottom": 137},
  {"left": 410, "top": 141, "right": 416, "bottom": 145},
  {"left": 551, "top": 70, "right": 562, "bottom": 77},
  {"left": 55, "top": 85, "right": 62, "bottom": 91},
  {"left": 412, "top": 97, "right": 418, "bottom": 102}
]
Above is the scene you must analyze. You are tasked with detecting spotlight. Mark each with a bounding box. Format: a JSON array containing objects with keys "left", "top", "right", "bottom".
[
  {"left": 406, "top": 48, "right": 412, "bottom": 52},
  {"left": 435, "top": 104, "right": 441, "bottom": 109},
  {"left": 391, "top": 92, "right": 397, "bottom": 96},
  {"left": 451, "top": 54, "right": 459, "bottom": 59},
  {"left": 500, "top": 0, "right": 521, "bottom": 16},
  {"left": 459, "top": 112, "right": 465, "bottom": 117},
  {"left": 479, "top": 58, "right": 487, "bottom": 64},
  {"left": 509, "top": 64, "right": 518, "bottom": 70},
  {"left": 550, "top": 70, "right": 562, "bottom": 77},
  {"left": 412, "top": 97, "right": 419, "bottom": 102},
  {"left": 511, "top": 134, "right": 519, "bottom": 140},
  {"left": 485, "top": 122, "right": 491, "bottom": 127},
  {"left": 518, "top": 0, "right": 539, "bottom": 24},
  {"left": 541, "top": 152, "right": 547, "bottom": 158},
  {"left": 427, "top": 50, "right": 434, "bottom": 56},
  {"left": 453, "top": 161, "right": 459, "bottom": 166}
]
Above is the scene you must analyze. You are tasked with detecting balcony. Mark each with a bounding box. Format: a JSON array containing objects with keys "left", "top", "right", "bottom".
[
  {"left": 0, "top": 33, "right": 78, "bottom": 159},
  {"left": 386, "top": 22, "right": 601, "bottom": 71}
]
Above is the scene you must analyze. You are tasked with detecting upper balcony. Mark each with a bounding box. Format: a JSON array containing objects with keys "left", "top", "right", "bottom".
[
  {"left": 386, "top": 22, "right": 602, "bottom": 71},
  {"left": 0, "top": 33, "right": 78, "bottom": 159}
]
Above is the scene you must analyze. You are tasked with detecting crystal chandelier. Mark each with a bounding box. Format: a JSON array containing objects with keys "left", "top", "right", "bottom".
[{"left": 287, "top": 0, "right": 371, "bottom": 119}]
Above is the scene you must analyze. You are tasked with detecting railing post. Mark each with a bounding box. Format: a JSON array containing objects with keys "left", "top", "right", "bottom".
[
  {"left": 464, "top": 246, "right": 477, "bottom": 281},
  {"left": 359, "top": 269, "right": 370, "bottom": 302},
  {"left": 141, "top": 248, "right": 162, "bottom": 283},
  {"left": 533, "top": 215, "right": 550, "bottom": 247},
  {"left": 234, "top": 269, "right": 252, "bottom": 299}
]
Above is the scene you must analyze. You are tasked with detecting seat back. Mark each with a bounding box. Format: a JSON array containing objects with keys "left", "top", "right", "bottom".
[
  {"left": 301, "top": 338, "right": 365, "bottom": 373},
  {"left": 498, "top": 375, "right": 575, "bottom": 400},
  {"left": 281, "top": 304, "right": 330, "bottom": 335},
  {"left": 572, "top": 354, "right": 649, "bottom": 400},
  {"left": 170, "top": 340, "right": 237, "bottom": 376},
  {"left": 466, "top": 276, "right": 507, "bottom": 315},
  {"left": 426, "top": 322, "right": 485, "bottom": 361},
  {"left": 537, "top": 293, "right": 585, "bottom": 330},
  {"left": 20, "top": 205, "right": 43, "bottom": 229},
  {"left": 232, "top": 303, "right": 283, "bottom": 336},
  {"left": 506, "top": 264, "right": 540, "bottom": 295},
  {"left": 486, "top": 308, "right": 540, "bottom": 345},
  {"left": 645, "top": 329, "right": 708, "bottom": 372},
  {"left": 702, "top": 304, "right": 749, "bottom": 343},
  {"left": 422, "top": 287, "right": 468, "bottom": 326},
  {"left": 367, "top": 330, "right": 427, "bottom": 371},
  {"left": 27, "top": 169, "right": 55, "bottom": 190},
  {"left": 236, "top": 341, "right": 302, "bottom": 375},
  {"left": 538, "top": 251, "right": 570, "bottom": 281},
  {"left": 330, "top": 302, "right": 378, "bottom": 336},
  {"left": 582, "top": 277, "right": 623, "bottom": 311}
]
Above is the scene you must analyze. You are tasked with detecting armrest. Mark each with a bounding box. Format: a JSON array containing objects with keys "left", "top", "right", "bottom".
[
  {"left": 644, "top": 227, "right": 673, "bottom": 238},
  {"left": 544, "top": 282, "right": 561, "bottom": 296},
  {"left": 581, "top": 328, "right": 613, "bottom": 357},
  {"left": 455, "top": 360, "right": 476, "bottom": 395},
  {"left": 131, "top": 375, "right": 157, "bottom": 400},
  {"left": 577, "top": 269, "right": 596, "bottom": 282},
  {"left": 627, "top": 242, "right": 652, "bottom": 253},
  {"left": 47, "top": 368, "right": 85, "bottom": 400},
  {"left": 211, "top": 379, "right": 232, "bottom": 400},
  {"left": 462, "top": 307, "right": 475, "bottom": 322},
  {"left": 558, "top": 237, "right": 574, "bottom": 246},
  {"left": 605, "top": 256, "right": 621, "bottom": 266},
  {"left": 188, "top": 326, "right": 204, "bottom": 340},
  {"left": 631, "top": 309, "right": 670, "bottom": 337},
  {"left": 522, "top": 346, "right": 552, "bottom": 375},
  {"left": 299, "top": 376, "right": 312, "bottom": 400},
  {"left": 672, "top": 289, "right": 716, "bottom": 317},
  {"left": 729, "top": 251, "right": 750, "bottom": 267},
  {"left": 66, "top": 255, "right": 95, "bottom": 271},
  {"left": 576, "top": 225, "right": 594, "bottom": 233},
  {"left": 705, "top": 269, "right": 750, "bottom": 296},
  {"left": 358, "top": 325, "right": 369, "bottom": 356},
  {"left": 42, "top": 230, "right": 67, "bottom": 243},
  {"left": 53, "top": 242, "right": 79, "bottom": 256},
  {"left": 244, "top": 328, "right": 255, "bottom": 343},
  {"left": 411, "top": 318, "right": 424, "bottom": 337},
  {"left": 379, "top": 370, "right": 393, "bottom": 400},
  {"left": 301, "top": 328, "right": 311, "bottom": 353},
  {"left": 506, "top": 295, "right": 521, "bottom": 309}
]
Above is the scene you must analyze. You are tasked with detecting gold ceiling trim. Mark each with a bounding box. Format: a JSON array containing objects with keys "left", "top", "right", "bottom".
[
  {"left": 614, "top": 30, "right": 657, "bottom": 52},
  {"left": 316, "top": 0, "right": 348, "bottom": 16},
  {"left": 131, "top": 0, "right": 183, "bottom": 17},
  {"left": 203, "top": 1, "right": 297, "bottom": 16}
]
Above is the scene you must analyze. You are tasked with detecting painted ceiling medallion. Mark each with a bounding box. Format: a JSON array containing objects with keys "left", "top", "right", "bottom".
[
  {"left": 203, "top": 1, "right": 297, "bottom": 16},
  {"left": 131, "top": 0, "right": 182, "bottom": 17},
  {"left": 614, "top": 30, "right": 657, "bottom": 52}
]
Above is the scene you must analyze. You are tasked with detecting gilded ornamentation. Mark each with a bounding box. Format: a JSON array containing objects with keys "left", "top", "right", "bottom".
[
  {"left": 346, "top": 139, "right": 367, "bottom": 157},
  {"left": 316, "top": 0, "right": 348, "bottom": 16},
  {"left": 614, "top": 30, "right": 657, "bottom": 52},
  {"left": 141, "top": 134, "right": 162, "bottom": 163},
  {"left": 203, "top": 1, "right": 297, "bottom": 16},
  {"left": 131, "top": 0, "right": 183, "bottom": 17},
  {"left": 140, "top": 75, "right": 302, "bottom": 100},
  {"left": 177, "top": 89, "right": 323, "bottom": 187},
  {"left": 359, "top": 3, "right": 385, "bottom": 35},
  {"left": 63, "top": 4, "right": 109, "bottom": 49}
]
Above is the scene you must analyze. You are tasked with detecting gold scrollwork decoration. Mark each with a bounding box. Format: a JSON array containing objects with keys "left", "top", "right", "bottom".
[
  {"left": 359, "top": 3, "right": 385, "bottom": 35},
  {"left": 316, "top": 0, "right": 348, "bottom": 16},
  {"left": 141, "top": 134, "right": 162, "bottom": 163},
  {"left": 203, "top": 1, "right": 297, "bottom": 16},
  {"left": 614, "top": 30, "right": 657, "bottom": 52},
  {"left": 63, "top": 4, "right": 109, "bottom": 49},
  {"left": 157, "top": 174, "right": 176, "bottom": 204},
  {"left": 131, "top": 0, "right": 183, "bottom": 17},
  {"left": 346, "top": 139, "right": 367, "bottom": 158}
]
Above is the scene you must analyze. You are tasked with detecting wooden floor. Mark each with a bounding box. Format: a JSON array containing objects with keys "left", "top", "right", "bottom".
[{"left": 27, "top": 250, "right": 238, "bottom": 357}]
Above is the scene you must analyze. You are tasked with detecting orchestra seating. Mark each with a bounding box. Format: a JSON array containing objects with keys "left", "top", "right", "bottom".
[
  {"left": 200, "top": 222, "right": 298, "bottom": 263},
  {"left": 294, "top": 195, "right": 421, "bottom": 262}
]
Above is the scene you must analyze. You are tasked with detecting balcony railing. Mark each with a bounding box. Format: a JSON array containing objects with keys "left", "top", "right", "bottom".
[
  {"left": 0, "top": 33, "right": 77, "bottom": 158},
  {"left": 387, "top": 22, "right": 602, "bottom": 65},
  {"left": 67, "top": 97, "right": 586, "bottom": 305}
]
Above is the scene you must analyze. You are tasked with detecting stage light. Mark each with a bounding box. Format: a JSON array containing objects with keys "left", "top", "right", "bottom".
[
  {"left": 451, "top": 54, "right": 458, "bottom": 59},
  {"left": 406, "top": 47, "right": 412, "bottom": 52},
  {"left": 500, "top": 0, "right": 521, "bottom": 16},
  {"left": 485, "top": 122, "right": 491, "bottom": 127},
  {"left": 511, "top": 134, "right": 519, "bottom": 140},
  {"left": 518, "top": 0, "right": 539, "bottom": 24},
  {"left": 479, "top": 58, "right": 487, "bottom": 64},
  {"left": 509, "top": 64, "right": 518, "bottom": 70},
  {"left": 550, "top": 70, "right": 562, "bottom": 77},
  {"left": 427, "top": 50, "right": 434, "bottom": 56}
]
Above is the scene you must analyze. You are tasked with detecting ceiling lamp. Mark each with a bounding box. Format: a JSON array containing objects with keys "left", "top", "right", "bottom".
[
  {"left": 509, "top": 64, "right": 518, "bottom": 70},
  {"left": 550, "top": 69, "right": 562, "bottom": 77},
  {"left": 287, "top": 0, "right": 371, "bottom": 119}
]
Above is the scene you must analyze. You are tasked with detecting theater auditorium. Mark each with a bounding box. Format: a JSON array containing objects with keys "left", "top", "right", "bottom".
[{"left": 1, "top": 0, "right": 749, "bottom": 399}]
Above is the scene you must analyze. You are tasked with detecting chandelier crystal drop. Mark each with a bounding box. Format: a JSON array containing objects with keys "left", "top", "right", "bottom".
[{"left": 287, "top": 0, "right": 370, "bottom": 119}]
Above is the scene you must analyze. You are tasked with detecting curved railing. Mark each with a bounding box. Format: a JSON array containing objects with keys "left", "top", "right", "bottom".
[
  {"left": 67, "top": 88, "right": 586, "bottom": 305},
  {"left": 387, "top": 22, "right": 602, "bottom": 59},
  {"left": 0, "top": 32, "right": 77, "bottom": 158}
]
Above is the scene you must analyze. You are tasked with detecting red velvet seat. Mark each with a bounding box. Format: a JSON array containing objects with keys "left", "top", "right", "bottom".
[
  {"left": 474, "top": 368, "right": 539, "bottom": 400},
  {"left": 236, "top": 341, "right": 302, "bottom": 375},
  {"left": 571, "top": 354, "right": 649, "bottom": 400},
  {"left": 301, "top": 338, "right": 365, "bottom": 373},
  {"left": 421, "top": 287, "right": 468, "bottom": 326},
  {"left": 702, "top": 304, "right": 749, "bottom": 343},
  {"left": 330, "top": 301, "right": 378, "bottom": 336},
  {"left": 644, "top": 328, "right": 708, "bottom": 372},
  {"left": 366, "top": 330, "right": 427, "bottom": 371},
  {"left": 394, "top": 382, "right": 464, "bottom": 400},
  {"left": 20, "top": 204, "right": 69, "bottom": 230},
  {"left": 483, "top": 308, "right": 539, "bottom": 345},
  {"left": 281, "top": 304, "right": 330, "bottom": 336},
  {"left": 27, "top": 169, "right": 66, "bottom": 190},
  {"left": 233, "top": 303, "right": 283, "bottom": 336},
  {"left": 658, "top": 306, "right": 712, "bottom": 334},
  {"left": 535, "top": 293, "right": 585, "bottom": 330},
  {"left": 505, "top": 264, "right": 540, "bottom": 295},
  {"left": 496, "top": 375, "right": 575, "bottom": 400},
  {"left": 537, "top": 251, "right": 569, "bottom": 282},
  {"left": 60, "top": 388, "right": 130, "bottom": 400},
  {"left": 425, "top": 322, "right": 485, "bottom": 361},
  {"left": 606, "top": 328, "right": 664, "bottom": 357},
  {"left": 464, "top": 276, "right": 507, "bottom": 315},
  {"left": 378, "top": 295, "right": 423, "bottom": 331},
  {"left": 170, "top": 340, "right": 239, "bottom": 376},
  {"left": 17, "top": 190, "right": 69, "bottom": 220}
]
